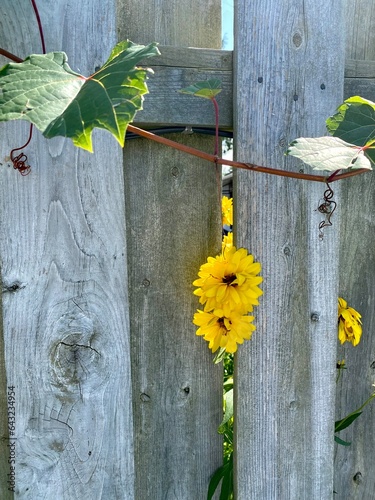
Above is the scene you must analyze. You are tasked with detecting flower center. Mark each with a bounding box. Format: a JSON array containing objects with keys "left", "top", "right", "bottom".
[
  {"left": 217, "top": 317, "right": 232, "bottom": 336},
  {"left": 222, "top": 274, "right": 236, "bottom": 285}
]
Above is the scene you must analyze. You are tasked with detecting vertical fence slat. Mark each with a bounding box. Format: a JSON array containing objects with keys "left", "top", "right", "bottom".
[
  {"left": 334, "top": 1, "right": 375, "bottom": 498},
  {"left": 0, "top": 1, "right": 134, "bottom": 497},
  {"left": 117, "top": 1, "right": 223, "bottom": 498},
  {"left": 234, "top": 1, "right": 345, "bottom": 498}
]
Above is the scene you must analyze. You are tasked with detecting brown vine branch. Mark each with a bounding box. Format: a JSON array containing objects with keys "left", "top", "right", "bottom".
[
  {"left": 0, "top": 48, "right": 23, "bottom": 63},
  {"left": 0, "top": 48, "right": 372, "bottom": 184},
  {"left": 127, "top": 125, "right": 370, "bottom": 183}
]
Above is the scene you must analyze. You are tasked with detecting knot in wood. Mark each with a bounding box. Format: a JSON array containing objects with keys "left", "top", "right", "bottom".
[
  {"left": 53, "top": 332, "right": 101, "bottom": 390},
  {"left": 292, "top": 32, "right": 303, "bottom": 48},
  {"left": 353, "top": 472, "right": 362, "bottom": 485},
  {"left": 310, "top": 312, "right": 320, "bottom": 322}
]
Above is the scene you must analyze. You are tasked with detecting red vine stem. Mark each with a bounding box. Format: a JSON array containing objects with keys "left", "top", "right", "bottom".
[
  {"left": 31, "top": 0, "right": 46, "bottom": 54},
  {"left": 0, "top": 47, "right": 371, "bottom": 184},
  {"left": 0, "top": 0, "right": 45, "bottom": 61},
  {"left": 10, "top": 124, "right": 33, "bottom": 175},
  {"left": 127, "top": 125, "right": 369, "bottom": 183},
  {"left": 0, "top": 48, "right": 22, "bottom": 63},
  {"left": 211, "top": 97, "right": 220, "bottom": 157}
]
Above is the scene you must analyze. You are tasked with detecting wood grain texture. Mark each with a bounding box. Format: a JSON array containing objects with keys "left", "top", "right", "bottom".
[
  {"left": 124, "top": 135, "right": 223, "bottom": 499},
  {"left": 233, "top": 1, "right": 345, "bottom": 498},
  {"left": 118, "top": 1, "right": 224, "bottom": 498},
  {"left": 117, "top": 0, "right": 220, "bottom": 48},
  {"left": 345, "top": 59, "right": 375, "bottom": 78},
  {"left": 0, "top": 1, "right": 134, "bottom": 498},
  {"left": 136, "top": 47, "right": 232, "bottom": 128},
  {"left": 334, "top": 1, "right": 375, "bottom": 498},
  {"left": 344, "top": 79, "right": 375, "bottom": 101},
  {"left": 334, "top": 175, "right": 375, "bottom": 499},
  {"left": 344, "top": 0, "right": 375, "bottom": 61}
]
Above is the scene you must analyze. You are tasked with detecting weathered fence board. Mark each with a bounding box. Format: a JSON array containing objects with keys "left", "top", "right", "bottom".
[
  {"left": 117, "top": 1, "right": 223, "bottom": 498},
  {"left": 0, "top": 1, "right": 134, "bottom": 498},
  {"left": 334, "top": 0, "right": 375, "bottom": 498},
  {"left": 234, "top": 1, "right": 345, "bottom": 498},
  {"left": 137, "top": 46, "right": 233, "bottom": 128}
]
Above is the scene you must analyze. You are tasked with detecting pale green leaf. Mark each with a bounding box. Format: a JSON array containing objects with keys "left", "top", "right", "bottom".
[
  {"left": 218, "top": 388, "right": 233, "bottom": 433},
  {"left": 179, "top": 79, "right": 222, "bottom": 99},
  {"left": 287, "top": 136, "right": 372, "bottom": 171},
  {"left": 0, "top": 40, "right": 160, "bottom": 152}
]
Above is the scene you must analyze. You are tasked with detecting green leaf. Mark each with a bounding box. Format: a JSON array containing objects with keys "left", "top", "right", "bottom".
[
  {"left": 334, "top": 435, "right": 352, "bottom": 446},
  {"left": 219, "top": 389, "right": 233, "bottom": 433},
  {"left": 213, "top": 347, "right": 227, "bottom": 364},
  {"left": 287, "top": 136, "right": 372, "bottom": 171},
  {"left": 326, "top": 96, "right": 375, "bottom": 164},
  {"left": 219, "top": 456, "right": 234, "bottom": 500},
  {"left": 223, "top": 376, "right": 233, "bottom": 392},
  {"left": 179, "top": 79, "right": 222, "bottom": 99},
  {"left": 207, "top": 454, "right": 233, "bottom": 500},
  {"left": 335, "top": 411, "right": 362, "bottom": 432},
  {"left": 0, "top": 40, "right": 160, "bottom": 152}
]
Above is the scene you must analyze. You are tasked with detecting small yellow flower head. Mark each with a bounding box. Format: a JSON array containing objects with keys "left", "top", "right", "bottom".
[
  {"left": 222, "top": 232, "right": 233, "bottom": 252},
  {"left": 338, "top": 297, "right": 362, "bottom": 346},
  {"left": 193, "top": 309, "right": 256, "bottom": 353},
  {"left": 336, "top": 359, "right": 346, "bottom": 369},
  {"left": 222, "top": 196, "right": 233, "bottom": 226},
  {"left": 193, "top": 245, "right": 263, "bottom": 317}
]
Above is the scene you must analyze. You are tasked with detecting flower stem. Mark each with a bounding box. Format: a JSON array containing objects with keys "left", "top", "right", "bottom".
[{"left": 211, "top": 97, "right": 220, "bottom": 157}]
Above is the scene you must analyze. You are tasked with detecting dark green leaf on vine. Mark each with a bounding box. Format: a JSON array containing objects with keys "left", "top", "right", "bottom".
[
  {"left": 335, "top": 411, "right": 363, "bottom": 432},
  {"left": 0, "top": 40, "right": 160, "bottom": 152},
  {"left": 326, "top": 96, "right": 375, "bottom": 164},
  {"left": 334, "top": 435, "right": 351, "bottom": 446},
  {"left": 179, "top": 79, "right": 222, "bottom": 99}
]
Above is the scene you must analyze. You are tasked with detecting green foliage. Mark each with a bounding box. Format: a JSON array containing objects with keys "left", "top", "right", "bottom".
[
  {"left": 207, "top": 453, "right": 233, "bottom": 500},
  {"left": 326, "top": 96, "right": 375, "bottom": 164},
  {"left": 208, "top": 353, "right": 234, "bottom": 500},
  {"left": 334, "top": 360, "right": 375, "bottom": 447},
  {"left": 335, "top": 411, "right": 363, "bottom": 433},
  {"left": 179, "top": 79, "right": 222, "bottom": 99},
  {"left": 287, "top": 96, "right": 375, "bottom": 171},
  {"left": 0, "top": 40, "right": 159, "bottom": 152},
  {"left": 287, "top": 136, "right": 372, "bottom": 171}
]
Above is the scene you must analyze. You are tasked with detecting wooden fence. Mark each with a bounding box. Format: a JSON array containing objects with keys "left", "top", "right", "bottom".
[{"left": 0, "top": 0, "right": 374, "bottom": 498}]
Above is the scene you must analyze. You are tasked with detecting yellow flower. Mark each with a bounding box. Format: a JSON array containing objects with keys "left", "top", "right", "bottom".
[
  {"left": 222, "top": 232, "right": 233, "bottom": 252},
  {"left": 338, "top": 297, "right": 362, "bottom": 346},
  {"left": 222, "top": 196, "right": 233, "bottom": 226},
  {"left": 193, "top": 245, "right": 263, "bottom": 317},
  {"left": 193, "top": 309, "right": 256, "bottom": 353}
]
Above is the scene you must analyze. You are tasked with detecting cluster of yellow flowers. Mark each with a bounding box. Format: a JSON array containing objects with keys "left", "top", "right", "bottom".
[
  {"left": 193, "top": 197, "right": 263, "bottom": 354},
  {"left": 338, "top": 297, "right": 362, "bottom": 346}
]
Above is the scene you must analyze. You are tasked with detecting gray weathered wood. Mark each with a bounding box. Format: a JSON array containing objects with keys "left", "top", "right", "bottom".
[
  {"left": 344, "top": 79, "right": 375, "bottom": 100},
  {"left": 334, "top": 174, "right": 375, "bottom": 499},
  {"left": 136, "top": 46, "right": 233, "bottom": 128},
  {"left": 334, "top": 1, "right": 375, "bottom": 498},
  {"left": 344, "top": 59, "right": 375, "bottom": 99},
  {"left": 234, "top": 1, "right": 345, "bottom": 498},
  {"left": 117, "top": 1, "right": 223, "bottom": 499},
  {"left": 344, "top": 0, "right": 375, "bottom": 61},
  {"left": 345, "top": 59, "right": 375, "bottom": 78},
  {"left": 0, "top": 1, "right": 134, "bottom": 498}
]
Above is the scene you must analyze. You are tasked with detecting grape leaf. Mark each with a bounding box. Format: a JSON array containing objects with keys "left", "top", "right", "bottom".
[
  {"left": 326, "top": 96, "right": 375, "bottom": 164},
  {"left": 287, "top": 136, "right": 372, "bottom": 171},
  {"left": 179, "top": 79, "right": 222, "bottom": 99},
  {"left": 0, "top": 40, "right": 160, "bottom": 152}
]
